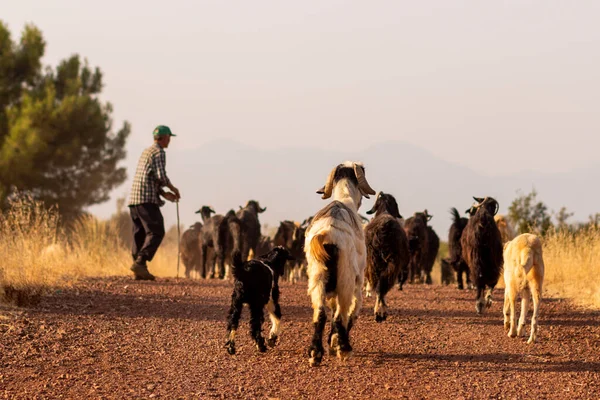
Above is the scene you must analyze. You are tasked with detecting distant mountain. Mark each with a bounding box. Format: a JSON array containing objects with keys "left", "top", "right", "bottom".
[{"left": 90, "top": 140, "right": 600, "bottom": 239}]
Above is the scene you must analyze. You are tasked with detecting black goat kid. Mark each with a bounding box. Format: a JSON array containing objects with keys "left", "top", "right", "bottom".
[{"left": 224, "top": 246, "right": 294, "bottom": 355}]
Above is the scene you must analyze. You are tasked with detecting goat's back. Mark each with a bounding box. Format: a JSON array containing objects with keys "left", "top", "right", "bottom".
[
  {"left": 232, "top": 258, "right": 273, "bottom": 302},
  {"left": 305, "top": 201, "right": 365, "bottom": 287},
  {"left": 364, "top": 214, "right": 409, "bottom": 284},
  {"left": 404, "top": 216, "right": 428, "bottom": 253},
  {"left": 503, "top": 233, "right": 544, "bottom": 284}
]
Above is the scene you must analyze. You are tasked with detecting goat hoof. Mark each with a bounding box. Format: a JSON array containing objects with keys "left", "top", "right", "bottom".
[
  {"left": 475, "top": 302, "right": 484, "bottom": 314},
  {"left": 508, "top": 331, "right": 517, "bottom": 338},
  {"left": 504, "top": 322, "right": 510, "bottom": 332},
  {"left": 309, "top": 350, "right": 323, "bottom": 367},
  {"left": 224, "top": 341, "right": 236, "bottom": 355},
  {"left": 516, "top": 327, "right": 524, "bottom": 337},
  {"left": 256, "top": 342, "right": 267, "bottom": 353},
  {"left": 267, "top": 336, "right": 278, "bottom": 348},
  {"left": 337, "top": 348, "right": 352, "bottom": 362},
  {"left": 375, "top": 313, "right": 387, "bottom": 323}
]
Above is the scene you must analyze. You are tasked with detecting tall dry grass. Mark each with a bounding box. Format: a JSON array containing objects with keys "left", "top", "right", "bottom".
[
  {"left": 0, "top": 197, "right": 183, "bottom": 305},
  {"left": 0, "top": 198, "right": 122, "bottom": 305},
  {"left": 543, "top": 227, "right": 600, "bottom": 309}
]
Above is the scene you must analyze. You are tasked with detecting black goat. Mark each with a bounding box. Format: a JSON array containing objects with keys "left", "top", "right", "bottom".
[
  {"left": 274, "top": 220, "right": 296, "bottom": 250},
  {"left": 224, "top": 246, "right": 294, "bottom": 355},
  {"left": 180, "top": 222, "right": 203, "bottom": 279},
  {"left": 421, "top": 224, "right": 439, "bottom": 285},
  {"left": 236, "top": 200, "right": 266, "bottom": 261},
  {"left": 199, "top": 208, "right": 243, "bottom": 279},
  {"left": 461, "top": 196, "right": 503, "bottom": 314},
  {"left": 254, "top": 235, "right": 274, "bottom": 257},
  {"left": 402, "top": 210, "right": 431, "bottom": 284},
  {"left": 288, "top": 221, "right": 308, "bottom": 283},
  {"left": 364, "top": 192, "right": 409, "bottom": 322},
  {"left": 274, "top": 220, "right": 308, "bottom": 283},
  {"left": 448, "top": 207, "right": 471, "bottom": 290},
  {"left": 440, "top": 258, "right": 456, "bottom": 285}
]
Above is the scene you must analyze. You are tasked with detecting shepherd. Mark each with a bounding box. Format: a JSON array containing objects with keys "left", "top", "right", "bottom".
[{"left": 127, "top": 125, "right": 181, "bottom": 280}]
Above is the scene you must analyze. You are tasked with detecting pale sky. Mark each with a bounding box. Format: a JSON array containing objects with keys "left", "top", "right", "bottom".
[{"left": 4, "top": 1, "right": 600, "bottom": 181}]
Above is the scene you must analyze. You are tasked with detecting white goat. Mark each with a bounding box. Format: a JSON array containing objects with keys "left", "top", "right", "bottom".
[
  {"left": 304, "top": 161, "right": 376, "bottom": 366},
  {"left": 503, "top": 233, "right": 545, "bottom": 344}
]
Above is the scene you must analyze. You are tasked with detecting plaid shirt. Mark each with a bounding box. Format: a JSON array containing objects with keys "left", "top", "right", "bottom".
[{"left": 128, "top": 143, "right": 171, "bottom": 207}]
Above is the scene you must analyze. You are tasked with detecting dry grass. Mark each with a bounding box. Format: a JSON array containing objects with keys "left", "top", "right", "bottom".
[
  {"left": 542, "top": 227, "right": 600, "bottom": 309},
  {"left": 0, "top": 198, "right": 128, "bottom": 305},
  {"left": 0, "top": 197, "right": 184, "bottom": 305}
]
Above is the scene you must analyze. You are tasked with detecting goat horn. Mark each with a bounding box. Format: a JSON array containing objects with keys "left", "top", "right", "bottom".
[
  {"left": 320, "top": 166, "right": 337, "bottom": 199},
  {"left": 494, "top": 201, "right": 499, "bottom": 216},
  {"left": 354, "top": 163, "right": 376, "bottom": 198}
]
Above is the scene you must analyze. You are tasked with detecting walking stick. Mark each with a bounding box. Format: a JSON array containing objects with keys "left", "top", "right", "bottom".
[{"left": 176, "top": 200, "right": 181, "bottom": 279}]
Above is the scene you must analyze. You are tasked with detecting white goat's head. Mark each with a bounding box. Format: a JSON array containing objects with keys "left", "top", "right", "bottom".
[{"left": 316, "top": 161, "right": 376, "bottom": 204}]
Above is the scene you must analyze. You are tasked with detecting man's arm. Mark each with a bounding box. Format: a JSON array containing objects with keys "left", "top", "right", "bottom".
[{"left": 153, "top": 151, "right": 180, "bottom": 199}]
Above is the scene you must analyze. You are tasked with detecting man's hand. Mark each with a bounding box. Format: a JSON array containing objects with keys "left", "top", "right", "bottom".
[
  {"left": 168, "top": 185, "right": 181, "bottom": 200},
  {"left": 162, "top": 192, "right": 178, "bottom": 202}
]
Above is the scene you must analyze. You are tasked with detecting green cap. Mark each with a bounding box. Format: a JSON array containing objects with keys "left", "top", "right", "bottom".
[{"left": 153, "top": 125, "right": 176, "bottom": 137}]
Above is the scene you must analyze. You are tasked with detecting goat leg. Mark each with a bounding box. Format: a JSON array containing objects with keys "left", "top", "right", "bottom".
[
  {"left": 308, "top": 307, "right": 327, "bottom": 367},
  {"left": 225, "top": 294, "right": 243, "bottom": 355},
  {"left": 266, "top": 300, "right": 282, "bottom": 347},
  {"left": 249, "top": 302, "right": 267, "bottom": 353}
]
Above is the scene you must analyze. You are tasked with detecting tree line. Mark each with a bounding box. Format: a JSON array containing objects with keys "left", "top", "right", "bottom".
[{"left": 0, "top": 22, "right": 129, "bottom": 222}]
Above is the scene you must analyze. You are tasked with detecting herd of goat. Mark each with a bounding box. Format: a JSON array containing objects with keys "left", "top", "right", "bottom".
[{"left": 179, "top": 161, "right": 545, "bottom": 366}]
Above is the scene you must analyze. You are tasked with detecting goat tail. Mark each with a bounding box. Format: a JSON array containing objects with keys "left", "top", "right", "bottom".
[
  {"left": 309, "top": 234, "right": 330, "bottom": 264},
  {"left": 450, "top": 207, "right": 461, "bottom": 224},
  {"left": 519, "top": 246, "right": 534, "bottom": 271},
  {"left": 231, "top": 250, "right": 245, "bottom": 280}
]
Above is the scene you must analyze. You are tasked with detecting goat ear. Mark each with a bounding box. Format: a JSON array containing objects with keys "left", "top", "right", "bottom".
[
  {"left": 316, "top": 186, "right": 325, "bottom": 195},
  {"left": 194, "top": 209, "right": 201, "bottom": 214},
  {"left": 427, "top": 214, "right": 433, "bottom": 221},
  {"left": 365, "top": 204, "right": 377, "bottom": 215},
  {"left": 473, "top": 196, "right": 485, "bottom": 204},
  {"left": 260, "top": 207, "right": 266, "bottom": 213}
]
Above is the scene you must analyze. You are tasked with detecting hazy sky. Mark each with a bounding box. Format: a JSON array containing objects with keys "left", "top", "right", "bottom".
[{"left": 4, "top": 1, "right": 600, "bottom": 179}]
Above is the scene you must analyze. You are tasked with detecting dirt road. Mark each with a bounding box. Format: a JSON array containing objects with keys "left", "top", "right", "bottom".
[{"left": 1, "top": 277, "right": 599, "bottom": 399}]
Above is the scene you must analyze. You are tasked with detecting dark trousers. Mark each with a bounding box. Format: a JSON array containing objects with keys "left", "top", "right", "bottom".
[{"left": 130, "top": 203, "right": 165, "bottom": 263}]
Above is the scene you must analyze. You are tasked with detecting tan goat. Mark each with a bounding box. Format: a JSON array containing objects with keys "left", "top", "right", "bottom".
[
  {"left": 503, "top": 233, "right": 545, "bottom": 344},
  {"left": 494, "top": 214, "right": 516, "bottom": 245}
]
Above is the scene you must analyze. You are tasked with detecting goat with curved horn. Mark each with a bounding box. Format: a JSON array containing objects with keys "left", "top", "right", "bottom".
[{"left": 305, "top": 161, "right": 375, "bottom": 366}]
